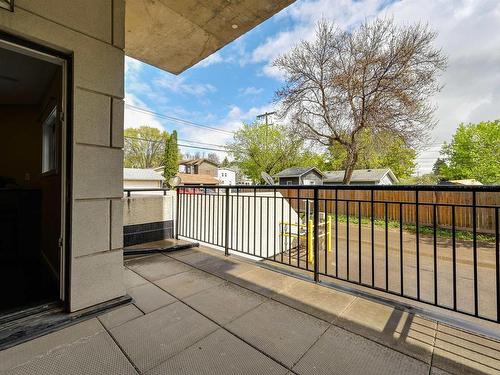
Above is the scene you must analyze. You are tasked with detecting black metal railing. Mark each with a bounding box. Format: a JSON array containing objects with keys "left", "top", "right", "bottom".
[
  {"left": 124, "top": 188, "right": 171, "bottom": 197},
  {"left": 176, "top": 184, "right": 500, "bottom": 323}
]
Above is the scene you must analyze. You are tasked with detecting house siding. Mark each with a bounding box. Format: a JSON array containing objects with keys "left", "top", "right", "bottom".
[
  {"left": 0, "top": 1, "right": 126, "bottom": 311},
  {"left": 301, "top": 170, "right": 324, "bottom": 185},
  {"left": 197, "top": 161, "right": 218, "bottom": 177},
  {"left": 279, "top": 177, "right": 300, "bottom": 185}
]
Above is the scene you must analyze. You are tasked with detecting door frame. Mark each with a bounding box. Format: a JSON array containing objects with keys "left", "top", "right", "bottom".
[{"left": 0, "top": 31, "right": 73, "bottom": 310}]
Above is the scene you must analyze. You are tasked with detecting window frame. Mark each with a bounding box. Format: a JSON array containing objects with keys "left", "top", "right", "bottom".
[{"left": 41, "top": 105, "right": 58, "bottom": 175}]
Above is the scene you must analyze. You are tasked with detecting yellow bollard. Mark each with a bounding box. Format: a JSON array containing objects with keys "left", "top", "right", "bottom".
[
  {"left": 327, "top": 215, "right": 332, "bottom": 253},
  {"left": 308, "top": 219, "right": 314, "bottom": 264}
]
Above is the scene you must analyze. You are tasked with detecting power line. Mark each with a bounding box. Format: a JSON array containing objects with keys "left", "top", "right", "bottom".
[
  {"left": 178, "top": 144, "right": 228, "bottom": 153},
  {"left": 178, "top": 138, "right": 227, "bottom": 148},
  {"left": 125, "top": 103, "right": 235, "bottom": 135},
  {"left": 124, "top": 135, "right": 228, "bottom": 153}
]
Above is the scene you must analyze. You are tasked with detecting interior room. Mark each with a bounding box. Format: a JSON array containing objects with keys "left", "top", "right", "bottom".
[{"left": 0, "top": 43, "right": 64, "bottom": 317}]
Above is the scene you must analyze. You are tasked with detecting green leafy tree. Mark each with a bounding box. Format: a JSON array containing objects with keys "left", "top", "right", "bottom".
[
  {"left": 324, "top": 131, "right": 417, "bottom": 180},
  {"left": 163, "top": 130, "right": 179, "bottom": 183},
  {"left": 400, "top": 173, "right": 439, "bottom": 185},
  {"left": 439, "top": 120, "right": 500, "bottom": 184},
  {"left": 432, "top": 158, "right": 446, "bottom": 179},
  {"left": 226, "top": 122, "right": 323, "bottom": 183},
  {"left": 124, "top": 126, "right": 167, "bottom": 168},
  {"left": 220, "top": 157, "right": 231, "bottom": 168}
]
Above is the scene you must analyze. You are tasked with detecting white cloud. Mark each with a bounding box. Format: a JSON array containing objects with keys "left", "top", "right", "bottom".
[
  {"left": 248, "top": 0, "right": 500, "bottom": 174},
  {"left": 177, "top": 102, "right": 278, "bottom": 160},
  {"left": 194, "top": 52, "right": 224, "bottom": 68},
  {"left": 125, "top": 56, "right": 143, "bottom": 76},
  {"left": 155, "top": 75, "right": 217, "bottom": 96},
  {"left": 124, "top": 94, "right": 165, "bottom": 131},
  {"left": 239, "top": 86, "right": 264, "bottom": 96}
]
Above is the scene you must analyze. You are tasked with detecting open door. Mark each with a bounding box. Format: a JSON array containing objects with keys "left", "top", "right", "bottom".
[{"left": 0, "top": 39, "right": 67, "bottom": 317}]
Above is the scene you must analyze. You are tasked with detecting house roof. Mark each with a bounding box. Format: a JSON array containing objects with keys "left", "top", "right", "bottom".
[
  {"left": 124, "top": 168, "right": 165, "bottom": 181},
  {"left": 324, "top": 168, "right": 398, "bottom": 183},
  {"left": 218, "top": 167, "right": 236, "bottom": 173},
  {"left": 125, "top": 1, "right": 295, "bottom": 74},
  {"left": 274, "top": 167, "right": 325, "bottom": 178},
  {"left": 177, "top": 173, "right": 219, "bottom": 185},
  {"left": 179, "top": 158, "right": 219, "bottom": 167}
]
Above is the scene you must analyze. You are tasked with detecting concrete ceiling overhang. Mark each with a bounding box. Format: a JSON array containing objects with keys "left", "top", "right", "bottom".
[{"left": 125, "top": 0, "right": 295, "bottom": 74}]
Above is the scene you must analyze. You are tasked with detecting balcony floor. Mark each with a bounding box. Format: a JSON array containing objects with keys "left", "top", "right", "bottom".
[{"left": 1, "top": 244, "right": 499, "bottom": 374}]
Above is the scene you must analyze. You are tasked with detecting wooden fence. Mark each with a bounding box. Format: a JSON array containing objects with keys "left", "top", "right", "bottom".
[{"left": 274, "top": 188, "right": 499, "bottom": 234}]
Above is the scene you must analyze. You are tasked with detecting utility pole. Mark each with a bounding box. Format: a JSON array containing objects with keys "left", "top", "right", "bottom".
[
  {"left": 256, "top": 111, "right": 276, "bottom": 126},
  {"left": 256, "top": 111, "right": 277, "bottom": 181},
  {"left": 257, "top": 111, "right": 277, "bottom": 151}
]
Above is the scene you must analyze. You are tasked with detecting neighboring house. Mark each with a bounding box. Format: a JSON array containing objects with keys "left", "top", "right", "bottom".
[
  {"left": 176, "top": 172, "right": 219, "bottom": 186},
  {"left": 178, "top": 158, "right": 219, "bottom": 177},
  {"left": 123, "top": 168, "right": 165, "bottom": 189},
  {"left": 274, "top": 167, "right": 325, "bottom": 185},
  {"left": 231, "top": 165, "right": 253, "bottom": 185},
  {"left": 217, "top": 168, "right": 236, "bottom": 185},
  {"left": 238, "top": 176, "right": 253, "bottom": 185},
  {"left": 324, "top": 168, "right": 398, "bottom": 185}
]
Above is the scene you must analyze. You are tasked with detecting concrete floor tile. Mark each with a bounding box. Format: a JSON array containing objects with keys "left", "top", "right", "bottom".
[
  {"left": 98, "top": 304, "right": 143, "bottom": 330},
  {"left": 110, "top": 301, "right": 218, "bottom": 373},
  {"left": 183, "top": 282, "right": 266, "bottom": 325},
  {"left": 226, "top": 300, "right": 330, "bottom": 368},
  {"left": 169, "top": 249, "right": 224, "bottom": 267},
  {"left": 146, "top": 329, "right": 288, "bottom": 375},
  {"left": 336, "top": 298, "right": 436, "bottom": 363},
  {"left": 167, "top": 248, "right": 201, "bottom": 259},
  {"left": 126, "top": 254, "right": 192, "bottom": 281},
  {"left": 124, "top": 267, "right": 149, "bottom": 289},
  {"left": 430, "top": 367, "right": 454, "bottom": 375},
  {"left": 154, "top": 269, "right": 224, "bottom": 299},
  {"left": 432, "top": 323, "right": 500, "bottom": 375},
  {"left": 195, "top": 256, "right": 257, "bottom": 280},
  {"left": 0, "top": 319, "right": 137, "bottom": 375},
  {"left": 230, "top": 268, "right": 302, "bottom": 298},
  {"left": 293, "top": 325, "right": 429, "bottom": 375},
  {"left": 273, "top": 279, "right": 356, "bottom": 323},
  {"left": 127, "top": 283, "right": 177, "bottom": 313},
  {"left": 168, "top": 246, "right": 225, "bottom": 261}
]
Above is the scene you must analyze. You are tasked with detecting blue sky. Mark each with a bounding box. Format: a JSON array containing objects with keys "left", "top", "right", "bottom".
[{"left": 125, "top": 0, "right": 500, "bottom": 174}]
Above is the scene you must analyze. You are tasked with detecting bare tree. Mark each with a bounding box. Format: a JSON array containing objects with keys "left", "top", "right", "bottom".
[
  {"left": 206, "top": 152, "right": 221, "bottom": 165},
  {"left": 274, "top": 18, "right": 447, "bottom": 183}
]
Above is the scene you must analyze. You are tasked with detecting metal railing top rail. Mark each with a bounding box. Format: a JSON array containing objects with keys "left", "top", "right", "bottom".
[
  {"left": 175, "top": 183, "right": 500, "bottom": 323},
  {"left": 173, "top": 184, "right": 500, "bottom": 192},
  {"left": 124, "top": 188, "right": 173, "bottom": 197}
]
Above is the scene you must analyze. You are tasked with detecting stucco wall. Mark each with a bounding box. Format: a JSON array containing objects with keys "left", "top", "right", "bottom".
[
  {"left": 0, "top": 1, "right": 126, "bottom": 311},
  {"left": 123, "top": 191, "right": 176, "bottom": 246},
  {"left": 123, "top": 191, "right": 175, "bottom": 226}
]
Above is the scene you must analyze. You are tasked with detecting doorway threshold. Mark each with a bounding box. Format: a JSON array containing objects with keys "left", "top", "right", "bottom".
[{"left": 0, "top": 295, "right": 131, "bottom": 351}]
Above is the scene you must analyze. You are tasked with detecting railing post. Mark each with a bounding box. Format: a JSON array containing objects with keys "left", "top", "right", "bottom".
[
  {"left": 313, "top": 188, "right": 319, "bottom": 282},
  {"left": 175, "top": 187, "right": 180, "bottom": 240},
  {"left": 224, "top": 187, "right": 230, "bottom": 256}
]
